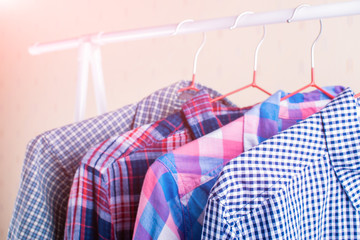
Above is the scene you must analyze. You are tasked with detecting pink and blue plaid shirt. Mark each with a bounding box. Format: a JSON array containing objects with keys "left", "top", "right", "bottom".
[
  {"left": 132, "top": 86, "right": 344, "bottom": 240},
  {"left": 65, "top": 90, "right": 247, "bottom": 240}
]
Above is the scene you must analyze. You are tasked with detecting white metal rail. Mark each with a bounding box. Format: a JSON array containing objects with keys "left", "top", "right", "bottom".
[{"left": 29, "top": 1, "right": 360, "bottom": 121}]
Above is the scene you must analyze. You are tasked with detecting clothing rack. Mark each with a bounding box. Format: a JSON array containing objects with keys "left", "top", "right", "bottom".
[{"left": 29, "top": 0, "right": 360, "bottom": 121}]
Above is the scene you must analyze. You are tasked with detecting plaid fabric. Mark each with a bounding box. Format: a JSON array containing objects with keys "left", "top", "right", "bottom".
[
  {"left": 64, "top": 90, "right": 245, "bottom": 240},
  {"left": 132, "top": 86, "right": 345, "bottom": 240},
  {"left": 8, "top": 80, "right": 235, "bottom": 240},
  {"left": 200, "top": 87, "right": 360, "bottom": 240}
]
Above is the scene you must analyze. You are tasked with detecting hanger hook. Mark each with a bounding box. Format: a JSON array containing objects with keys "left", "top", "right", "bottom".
[
  {"left": 173, "top": 19, "right": 206, "bottom": 87},
  {"left": 287, "top": 4, "right": 323, "bottom": 75},
  {"left": 254, "top": 25, "right": 266, "bottom": 71},
  {"left": 288, "top": 4, "right": 311, "bottom": 23},
  {"left": 231, "top": 11, "right": 254, "bottom": 29},
  {"left": 311, "top": 19, "right": 322, "bottom": 69},
  {"left": 192, "top": 32, "right": 207, "bottom": 75},
  {"left": 172, "top": 19, "right": 194, "bottom": 36}
]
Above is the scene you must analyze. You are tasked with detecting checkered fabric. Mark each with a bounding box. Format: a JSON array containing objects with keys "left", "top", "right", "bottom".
[
  {"left": 64, "top": 90, "right": 244, "bottom": 240},
  {"left": 8, "top": 80, "right": 235, "bottom": 240},
  {"left": 132, "top": 86, "right": 344, "bottom": 240},
  {"left": 201, "top": 87, "right": 360, "bottom": 240}
]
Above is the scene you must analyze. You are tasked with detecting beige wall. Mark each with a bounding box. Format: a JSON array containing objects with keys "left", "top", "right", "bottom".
[{"left": 1, "top": 0, "right": 359, "bottom": 238}]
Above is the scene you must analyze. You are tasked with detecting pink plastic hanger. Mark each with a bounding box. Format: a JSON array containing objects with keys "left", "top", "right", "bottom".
[
  {"left": 173, "top": 19, "right": 207, "bottom": 93},
  {"left": 281, "top": 5, "right": 334, "bottom": 101},
  {"left": 211, "top": 12, "right": 272, "bottom": 103}
]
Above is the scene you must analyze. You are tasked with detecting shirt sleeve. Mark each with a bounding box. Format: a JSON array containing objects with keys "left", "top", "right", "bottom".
[
  {"left": 8, "top": 136, "right": 75, "bottom": 240},
  {"left": 64, "top": 163, "right": 112, "bottom": 240},
  {"left": 133, "top": 160, "right": 184, "bottom": 240},
  {"left": 201, "top": 196, "right": 226, "bottom": 239},
  {"left": 201, "top": 191, "right": 239, "bottom": 239},
  {"left": 8, "top": 136, "right": 57, "bottom": 240}
]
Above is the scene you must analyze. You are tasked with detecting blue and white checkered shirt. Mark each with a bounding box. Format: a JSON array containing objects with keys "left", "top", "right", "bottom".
[
  {"left": 8, "top": 80, "right": 234, "bottom": 240},
  {"left": 202, "top": 87, "right": 360, "bottom": 239}
]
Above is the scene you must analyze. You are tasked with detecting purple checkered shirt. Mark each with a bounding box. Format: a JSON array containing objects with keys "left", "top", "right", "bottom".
[
  {"left": 8, "top": 80, "right": 235, "bottom": 240},
  {"left": 64, "top": 90, "right": 246, "bottom": 240},
  {"left": 132, "top": 86, "right": 345, "bottom": 240}
]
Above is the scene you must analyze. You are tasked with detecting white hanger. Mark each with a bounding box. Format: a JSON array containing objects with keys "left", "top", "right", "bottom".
[
  {"left": 211, "top": 12, "right": 271, "bottom": 103},
  {"left": 173, "top": 19, "right": 207, "bottom": 92},
  {"left": 281, "top": 4, "right": 334, "bottom": 101}
]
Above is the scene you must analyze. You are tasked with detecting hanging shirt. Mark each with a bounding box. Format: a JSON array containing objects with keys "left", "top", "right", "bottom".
[
  {"left": 64, "top": 90, "right": 246, "bottom": 240},
  {"left": 132, "top": 86, "right": 344, "bottom": 240},
  {"left": 201, "top": 87, "right": 360, "bottom": 240},
  {"left": 8, "top": 80, "right": 235, "bottom": 240}
]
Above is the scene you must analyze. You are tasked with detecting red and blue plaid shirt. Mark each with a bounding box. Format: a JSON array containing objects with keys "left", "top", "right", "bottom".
[{"left": 64, "top": 90, "right": 247, "bottom": 240}]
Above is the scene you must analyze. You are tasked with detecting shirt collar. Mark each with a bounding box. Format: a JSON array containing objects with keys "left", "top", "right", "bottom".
[
  {"left": 132, "top": 80, "right": 237, "bottom": 129},
  {"left": 145, "top": 88, "right": 243, "bottom": 147},
  {"left": 243, "top": 86, "right": 345, "bottom": 151},
  {"left": 320, "top": 87, "right": 360, "bottom": 213},
  {"left": 181, "top": 89, "right": 243, "bottom": 139}
]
